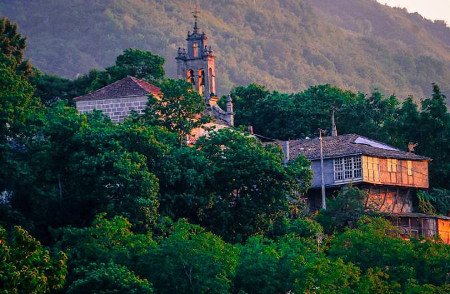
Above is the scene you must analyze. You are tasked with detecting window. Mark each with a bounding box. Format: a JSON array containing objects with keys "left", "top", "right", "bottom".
[
  {"left": 407, "top": 160, "right": 413, "bottom": 176},
  {"left": 186, "top": 69, "right": 195, "bottom": 85},
  {"left": 334, "top": 156, "right": 362, "bottom": 181},
  {"left": 193, "top": 42, "right": 198, "bottom": 58},
  {"left": 364, "top": 156, "right": 380, "bottom": 182},
  {"left": 387, "top": 159, "right": 398, "bottom": 172},
  {"left": 387, "top": 158, "right": 398, "bottom": 183}
]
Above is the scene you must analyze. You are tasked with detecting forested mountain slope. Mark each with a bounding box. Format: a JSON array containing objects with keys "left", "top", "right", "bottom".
[{"left": 1, "top": 0, "right": 449, "bottom": 98}]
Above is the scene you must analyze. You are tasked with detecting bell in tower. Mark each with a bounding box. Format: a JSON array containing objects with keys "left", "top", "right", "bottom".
[{"left": 176, "top": 5, "right": 216, "bottom": 100}]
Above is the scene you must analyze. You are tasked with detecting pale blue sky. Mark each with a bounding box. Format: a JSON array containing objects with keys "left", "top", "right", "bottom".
[{"left": 376, "top": 0, "right": 450, "bottom": 24}]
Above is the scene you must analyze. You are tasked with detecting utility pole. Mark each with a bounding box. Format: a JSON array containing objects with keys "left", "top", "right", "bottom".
[{"left": 319, "top": 129, "right": 326, "bottom": 210}]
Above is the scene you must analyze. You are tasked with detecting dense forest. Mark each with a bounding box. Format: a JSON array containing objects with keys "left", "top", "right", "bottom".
[
  {"left": 1, "top": 15, "right": 450, "bottom": 294},
  {"left": 0, "top": 0, "right": 449, "bottom": 101}
]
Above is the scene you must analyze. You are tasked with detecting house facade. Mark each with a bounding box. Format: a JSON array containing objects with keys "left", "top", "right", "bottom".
[
  {"left": 284, "top": 134, "right": 449, "bottom": 244},
  {"left": 286, "top": 134, "right": 430, "bottom": 212}
]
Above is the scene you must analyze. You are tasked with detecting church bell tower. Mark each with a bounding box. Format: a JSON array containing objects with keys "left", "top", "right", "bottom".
[{"left": 176, "top": 6, "right": 216, "bottom": 99}]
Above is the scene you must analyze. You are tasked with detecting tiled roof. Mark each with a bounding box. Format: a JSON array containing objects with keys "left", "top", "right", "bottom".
[
  {"left": 288, "top": 134, "right": 430, "bottom": 161},
  {"left": 73, "top": 76, "right": 160, "bottom": 102}
]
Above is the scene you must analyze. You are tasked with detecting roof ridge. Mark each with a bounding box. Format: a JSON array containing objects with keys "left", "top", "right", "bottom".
[{"left": 129, "top": 76, "right": 161, "bottom": 94}]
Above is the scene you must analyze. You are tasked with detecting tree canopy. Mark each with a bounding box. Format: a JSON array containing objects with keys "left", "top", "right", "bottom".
[{"left": 0, "top": 17, "right": 449, "bottom": 293}]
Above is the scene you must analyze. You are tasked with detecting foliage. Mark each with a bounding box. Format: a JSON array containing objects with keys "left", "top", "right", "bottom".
[
  {"left": 268, "top": 217, "right": 324, "bottom": 240},
  {"left": 0, "top": 17, "right": 31, "bottom": 77},
  {"left": 2, "top": 0, "right": 450, "bottom": 99},
  {"left": 235, "top": 234, "right": 359, "bottom": 293},
  {"left": 417, "top": 189, "right": 450, "bottom": 216},
  {"left": 67, "top": 262, "right": 153, "bottom": 294},
  {"left": 71, "top": 48, "right": 165, "bottom": 96},
  {"left": 0, "top": 16, "right": 449, "bottom": 294},
  {"left": 0, "top": 225, "right": 67, "bottom": 293},
  {"left": 30, "top": 70, "right": 75, "bottom": 106},
  {"left": 417, "top": 84, "right": 450, "bottom": 189},
  {"left": 0, "top": 61, "right": 37, "bottom": 142},
  {"left": 144, "top": 78, "right": 207, "bottom": 143},
  {"left": 140, "top": 220, "right": 238, "bottom": 294},
  {"left": 329, "top": 216, "right": 450, "bottom": 287},
  {"left": 293, "top": 256, "right": 361, "bottom": 294},
  {"left": 231, "top": 83, "right": 450, "bottom": 190},
  {"left": 57, "top": 214, "right": 155, "bottom": 271},
  {"left": 194, "top": 128, "right": 312, "bottom": 241},
  {"left": 0, "top": 59, "right": 41, "bottom": 202},
  {"left": 2, "top": 103, "right": 162, "bottom": 239},
  {"left": 30, "top": 48, "right": 165, "bottom": 105},
  {"left": 317, "top": 186, "right": 371, "bottom": 234}
]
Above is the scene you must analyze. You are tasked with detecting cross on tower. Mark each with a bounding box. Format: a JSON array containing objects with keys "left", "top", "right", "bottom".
[{"left": 192, "top": 2, "right": 200, "bottom": 32}]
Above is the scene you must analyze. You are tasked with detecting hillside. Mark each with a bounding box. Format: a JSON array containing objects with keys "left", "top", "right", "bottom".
[{"left": 1, "top": 0, "right": 449, "bottom": 99}]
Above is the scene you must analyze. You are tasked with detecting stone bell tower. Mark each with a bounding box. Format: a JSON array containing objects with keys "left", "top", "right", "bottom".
[{"left": 176, "top": 6, "right": 216, "bottom": 100}]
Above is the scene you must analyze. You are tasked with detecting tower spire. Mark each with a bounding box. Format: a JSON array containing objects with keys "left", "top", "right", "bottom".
[
  {"left": 177, "top": 2, "right": 216, "bottom": 99},
  {"left": 192, "top": 2, "right": 200, "bottom": 33}
]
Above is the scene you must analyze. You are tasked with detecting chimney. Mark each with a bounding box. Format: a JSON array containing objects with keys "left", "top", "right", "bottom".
[
  {"left": 226, "top": 94, "right": 234, "bottom": 126},
  {"left": 331, "top": 108, "right": 338, "bottom": 137},
  {"left": 282, "top": 141, "right": 290, "bottom": 165}
]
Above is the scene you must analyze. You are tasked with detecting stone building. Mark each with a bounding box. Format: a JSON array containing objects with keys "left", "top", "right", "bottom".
[
  {"left": 74, "top": 8, "right": 233, "bottom": 140},
  {"left": 74, "top": 76, "right": 161, "bottom": 122}
]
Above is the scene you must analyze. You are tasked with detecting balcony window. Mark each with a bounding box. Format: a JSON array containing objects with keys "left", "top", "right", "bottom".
[{"left": 334, "top": 156, "right": 362, "bottom": 181}]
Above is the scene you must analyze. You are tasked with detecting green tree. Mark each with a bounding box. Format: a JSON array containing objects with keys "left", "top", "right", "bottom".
[
  {"left": 57, "top": 214, "right": 155, "bottom": 271},
  {"left": 0, "top": 18, "right": 32, "bottom": 77},
  {"left": 329, "top": 217, "right": 418, "bottom": 286},
  {"left": 356, "top": 269, "right": 401, "bottom": 294},
  {"left": 30, "top": 70, "right": 75, "bottom": 106},
  {"left": 416, "top": 189, "right": 450, "bottom": 216},
  {"left": 235, "top": 234, "right": 359, "bottom": 293},
  {"left": 0, "top": 60, "right": 41, "bottom": 205},
  {"left": 29, "top": 49, "right": 166, "bottom": 104},
  {"left": 234, "top": 236, "right": 285, "bottom": 293},
  {"left": 0, "top": 62, "right": 38, "bottom": 142},
  {"left": 67, "top": 262, "right": 153, "bottom": 294},
  {"left": 317, "top": 186, "right": 371, "bottom": 234},
  {"left": 156, "top": 145, "right": 214, "bottom": 223},
  {"left": 140, "top": 220, "right": 238, "bottom": 294},
  {"left": 112, "top": 48, "right": 165, "bottom": 81},
  {"left": 293, "top": 256, "right": 360, "bottom": 294},
  {"left": 75, "top": 49, "right": 165, "bottom": 95},
  {"left": 417, "top": 84, "right": 450, "bottom": 189},
  {"left": 294, "top": 84, "right": 356, "bottom": 138},
  {"left": 386, "top": 96, "right": 421, "bottom": 149},
  {"left": 5, "top": 105, "right": 161, "bottom": 238},
  {"left": 144, "top": 79, "right": 207, "bottom": 143},
  {"left": 194, "top": 129, "right": 311, "bottom": 241},
  {"left": 412, "top": 239, "right": 450, "bottom": 286},
  {"left": 229, "top": 84, "right": 270, "bottom": 128},
  {"left": 0, "top": 225, "right": 67, "bottom": 293}
]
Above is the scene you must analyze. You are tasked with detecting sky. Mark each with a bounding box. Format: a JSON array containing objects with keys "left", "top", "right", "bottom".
[{"left": 376, "top": 0, "right": 450, "bottom": 24}]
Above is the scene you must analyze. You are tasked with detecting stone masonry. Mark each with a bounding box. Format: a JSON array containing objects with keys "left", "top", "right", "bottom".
[
  {"left": 76, "top": 96, "right": 148, "bottom": 122},
  {"left": 73, "top": 76, "right": 161, "bottom": 123}
]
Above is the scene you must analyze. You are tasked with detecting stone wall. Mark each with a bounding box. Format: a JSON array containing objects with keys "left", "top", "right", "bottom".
[{"left": 75, "top": 95, "right": 148, "bottom": 122}]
